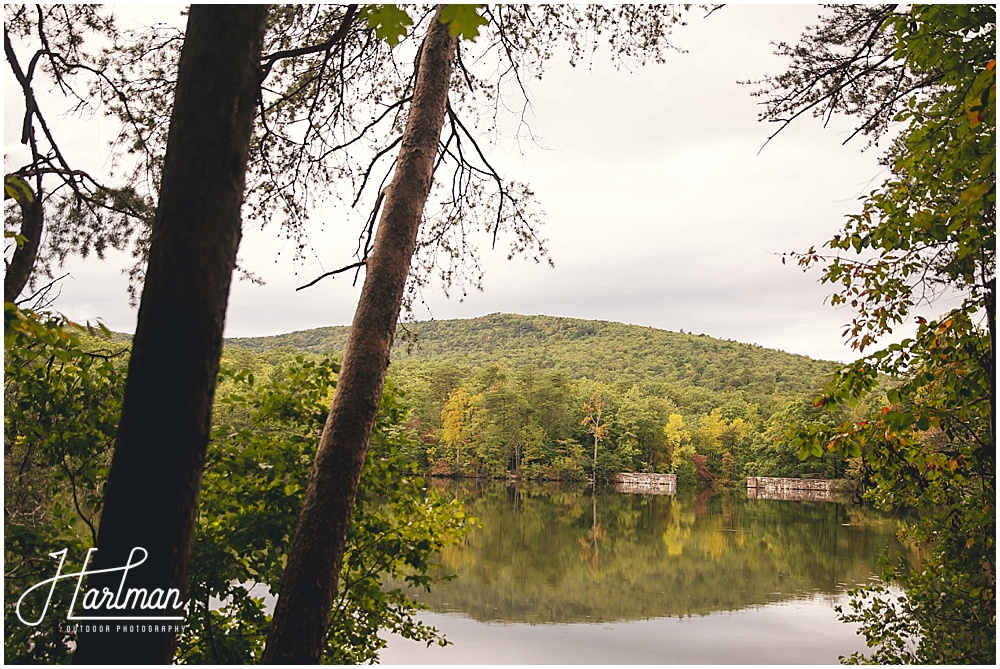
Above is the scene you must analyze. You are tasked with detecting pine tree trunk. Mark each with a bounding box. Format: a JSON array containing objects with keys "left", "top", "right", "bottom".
[
  {"left": 262, "top": 8, "right": 457, "bottom": 663},
  {"left": 72, "top": 6, "right": 267, "bottom": 664}
]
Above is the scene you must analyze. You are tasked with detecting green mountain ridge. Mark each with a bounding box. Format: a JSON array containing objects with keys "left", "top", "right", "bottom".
[{"left": 227, "top": 313, "right": 837, "bottom": 408}]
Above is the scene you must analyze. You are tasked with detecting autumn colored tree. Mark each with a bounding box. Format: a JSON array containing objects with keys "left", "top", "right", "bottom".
[
  {"left": 662, "top": 413, "right": 691, "bottom": 474},
  {"left": 441, "top": 386, "right": 485, "bottom": 473}
]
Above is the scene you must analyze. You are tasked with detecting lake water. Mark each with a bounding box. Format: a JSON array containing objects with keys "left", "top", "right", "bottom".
[{"left": 378, "top": 480, "right": 907, "bottom": 664}]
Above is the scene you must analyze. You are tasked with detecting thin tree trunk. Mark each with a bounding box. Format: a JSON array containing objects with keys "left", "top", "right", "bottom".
[
  {"left": 262, "top": 8, "right": 457, "bottom": 663},
  {"left": 4, "top": 195, "right": 42, "bottom": 303},
  {"left": 985, "top": 275, "right": 995, "bottom": 464},
  {"left": 593, "top": 407, "right": 601, "bottom": 481},
  {"left": 72, "top": 6, "right": 267, "bottom": 664}
]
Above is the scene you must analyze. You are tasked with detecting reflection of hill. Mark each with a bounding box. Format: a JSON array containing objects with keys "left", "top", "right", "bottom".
[{"left": 391, "top": 482, "right": 908, "bottom": 623}]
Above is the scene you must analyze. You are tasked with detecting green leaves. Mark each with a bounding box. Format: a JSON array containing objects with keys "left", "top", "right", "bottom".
[
  {"left": 178, "top": 353, "right": 471, "bottom": 664},
  {"left": 360, "top": 4, "right": 488, "bottom": 47},
  {"left": 439, "top": 4, "right": 488, "bottom": 41},
  {"left": 360, "top": 4, "right": 413, "bottom": 47},
  {"left": 795, "top": 304, "right": 994, "bottom": 662},
  {"left": 785, "top": 6, "right": 994, "bottom": 355},
  {"left": 4, "top": 309, "right": 128, "bottom": 662},
  {"left": 960, "top": 180, "right": 992, "bottom": 205},
  {"left": 778, "top": 8, "right": 995, "bottom": 660},
  {"left": 965, "top": 60, "right": 995, "bottom": 128}
]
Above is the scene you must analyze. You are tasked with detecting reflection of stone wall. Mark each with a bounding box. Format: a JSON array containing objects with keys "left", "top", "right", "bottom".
[
  {"left": 613, "top": 472, "right": 676, "bottom": 494},
  {"left": 746, "top": 477, "right": 837, "bottom": 502}
]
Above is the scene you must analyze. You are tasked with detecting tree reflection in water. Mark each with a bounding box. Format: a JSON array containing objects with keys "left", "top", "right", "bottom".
[{"left": 393, "top": 479, "right": 910, "bottom": 624}]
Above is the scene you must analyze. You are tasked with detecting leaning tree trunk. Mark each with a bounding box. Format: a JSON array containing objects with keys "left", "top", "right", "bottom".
[
  {"left": 4, "top": 194, "right": 43, "bottom": 303},
  {"left": 262, "top": 8, "right": 458, "bottom": 663},
  {"left": 72, "top": 6, "right": 267, "bottom": 664}
]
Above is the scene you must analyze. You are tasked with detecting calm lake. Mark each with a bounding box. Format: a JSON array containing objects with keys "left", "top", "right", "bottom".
[{"left": 378, "top": 480, "right": 907, "bottom": 664}]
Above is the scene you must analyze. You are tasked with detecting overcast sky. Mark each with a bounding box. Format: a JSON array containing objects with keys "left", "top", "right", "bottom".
[{"left": 6, "top": 4, "right": 952, "bottom": 363}]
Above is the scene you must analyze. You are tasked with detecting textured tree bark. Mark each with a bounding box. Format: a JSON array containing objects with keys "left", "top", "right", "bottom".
[
  {"left": 262, "top": 8, "right": 457, "bottom": 664},
  {"left": 4, "top": 195, "right": 43, "bottom": 303},
  {"left": 72, "top": 5, "right": 267, "bottom": 664}
]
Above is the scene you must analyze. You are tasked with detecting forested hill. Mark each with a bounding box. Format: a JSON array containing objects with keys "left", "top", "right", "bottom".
[{"left": 228, "top": 313, "right": 836, "bottom": 404}]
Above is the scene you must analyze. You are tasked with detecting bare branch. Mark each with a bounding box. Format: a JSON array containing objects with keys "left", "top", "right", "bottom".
[
  {"left": 295, "top": 261, "right": 366, "bottom": 291},
  {"left": 351, "top": 135, "right": 402, "bottom": 208}
]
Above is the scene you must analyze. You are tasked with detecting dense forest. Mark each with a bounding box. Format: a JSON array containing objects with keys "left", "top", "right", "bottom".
[
  {"left": 233, "top": 313, "right": 834, "bottom": 402},
  {"left": 229, "top": 314, "right": 852, "bottom": 485}
]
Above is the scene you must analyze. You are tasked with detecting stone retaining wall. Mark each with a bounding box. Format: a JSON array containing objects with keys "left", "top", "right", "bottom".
[{"left": 612, "top": 472, "right": 676, "bottom": 495}]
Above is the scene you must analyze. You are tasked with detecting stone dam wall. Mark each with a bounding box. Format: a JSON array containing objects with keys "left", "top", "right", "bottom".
[
  {"left": 608, "top": 474, "right": 844, "bottom": 500},
  {"left": 612, "top": 473, "right": 676, "bottom": 495},
  {"left": 746, "top": 476, "right": 842, "bottom": 502}
]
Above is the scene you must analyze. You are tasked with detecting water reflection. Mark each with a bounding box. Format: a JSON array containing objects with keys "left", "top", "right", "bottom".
[{"left": 396, "top": 480, "right": 908, "bottom": 624}]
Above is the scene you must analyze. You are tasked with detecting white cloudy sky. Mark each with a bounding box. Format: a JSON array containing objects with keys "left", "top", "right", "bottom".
[{"left": 5, "top": 4, "right": 951, "bottom": 363}]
